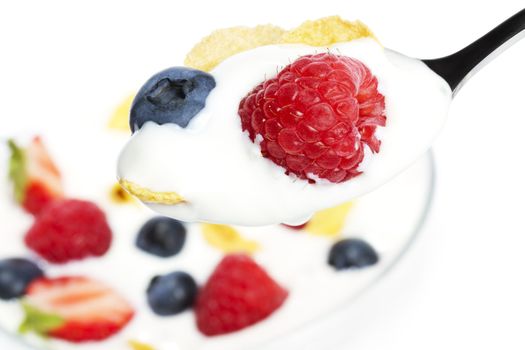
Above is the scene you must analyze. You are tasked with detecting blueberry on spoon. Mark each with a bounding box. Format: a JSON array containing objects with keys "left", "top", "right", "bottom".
[{"left": 130, "top": 67, "right": 216, "bottom": 131}]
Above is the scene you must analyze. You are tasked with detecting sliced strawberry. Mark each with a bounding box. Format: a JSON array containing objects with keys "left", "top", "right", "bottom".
[
  {"left": 21, "top": 277, "right": 134, "bottom": 342},
  {"left": 8, "top": 137, "right": 63, "bottom": 215}
]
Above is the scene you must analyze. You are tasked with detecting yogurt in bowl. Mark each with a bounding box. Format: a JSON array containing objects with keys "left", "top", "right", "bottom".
[{"left": 0, "top": 126, "right": 435, "bottom": 350}]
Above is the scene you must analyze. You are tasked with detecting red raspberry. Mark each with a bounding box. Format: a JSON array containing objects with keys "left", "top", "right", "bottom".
[
  {"left": 25, "top": 199, "right": 112, "bottom": 264},
  {"left": 238, "top": 53, "right": 386, "bottom": 183},
  {"left": 195, "top": 254, "right": 288, "bottom": 336}
]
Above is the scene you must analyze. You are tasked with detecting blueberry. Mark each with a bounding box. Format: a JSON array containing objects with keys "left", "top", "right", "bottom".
[
  {"left": 147, "top": 271, "right": 198, "bottom": 316},
  {"left": 328, "top": 238, "right": 379, "bottom": 270},
  {"left": 130, "top": 67, "right": 216, "bottom": 131},
  {"left": 0, "top": 258, "right": 44, "bottom": 300},
  {"left": 136, "top": 217, "right": 187, "bottom": 258}
]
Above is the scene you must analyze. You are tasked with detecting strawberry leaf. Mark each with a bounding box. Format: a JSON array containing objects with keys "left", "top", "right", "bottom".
[
  {"left": 19, "top": 302, "right": 64, "bottom": 337},
  {"left": 7, "top": 139, "right": 27, "bottom": 203}
]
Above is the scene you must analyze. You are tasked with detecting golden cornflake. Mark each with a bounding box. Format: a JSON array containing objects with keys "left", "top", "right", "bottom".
[
  {"left": 119, "top": 179, "right": 184, "bottom": 205},
  {"left": 202, "top": 223, "right": 260, "bottom": 254},
  {"left": 108, "top": 94, "right": 135, "bottom": 132},
  {"left": 128, "top": 340, "right": 155, "bottom": 350},
  {"left": 305, "top": 201, "right": 354, "bottom": 237},
  {"left": 184, "top": 25, "right": 285, "bottom": 72},
  {"left": 184, "top": 17, "right": 376, "bottom": 72},
  {"left": 282, "top": 16, "right": 375, "bottom": 46},
  {"left": 109, "top": 182, "right": 135, "bottom": 204}
]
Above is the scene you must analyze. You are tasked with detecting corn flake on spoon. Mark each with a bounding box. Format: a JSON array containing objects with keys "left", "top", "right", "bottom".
[{"left": 118, "top": 10, "right": 525, "bottom": 226}]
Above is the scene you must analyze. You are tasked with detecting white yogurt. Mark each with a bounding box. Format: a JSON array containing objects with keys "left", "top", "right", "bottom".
[
  {"left": 118, "top": 38, "right": 450, "bottom": 226},
  {"left": 0, "top": 129, "right": 435, "bottom": 350}
]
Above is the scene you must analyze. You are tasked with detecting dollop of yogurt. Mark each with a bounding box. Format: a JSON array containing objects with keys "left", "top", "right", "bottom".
[{"left": 118, "top": 38, "right": 451, "bottom": 226}]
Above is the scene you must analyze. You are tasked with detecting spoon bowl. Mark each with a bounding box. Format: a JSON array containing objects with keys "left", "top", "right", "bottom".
[{"left": 118, "top": 9, "right": 525, "bottom": 226}]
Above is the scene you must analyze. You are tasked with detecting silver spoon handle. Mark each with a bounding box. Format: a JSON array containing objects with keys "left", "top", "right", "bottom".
[{"left": 423, "top": 8, "right": 525, "bottom": 95}]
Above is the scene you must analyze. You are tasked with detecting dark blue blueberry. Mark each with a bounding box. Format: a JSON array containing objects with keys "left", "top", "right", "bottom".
[
  {"left": 0, "top": 258, "right": 44, "bottom": 300},
  {"left": 130, "top": 67, "right": 216, "bottom": 131},
  {"left": 328, "top": 238, "right": 379, "bottom": 270},
  {"left": 147, "top": 271, "right": 198, "bottom": 316},
  {"left": 136, "top": 217, "right": 187, "bottom": 258}
]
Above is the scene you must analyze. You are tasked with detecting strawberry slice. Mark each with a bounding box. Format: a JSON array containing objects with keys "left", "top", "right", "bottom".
[
  {"left": 8, "top": 137, "right": 63, "bottom": 215},
  {"left": 20, "top": 277, "right": 134, "bottom": 342}
]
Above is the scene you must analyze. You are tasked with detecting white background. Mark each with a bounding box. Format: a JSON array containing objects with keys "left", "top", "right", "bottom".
[{"left": 1, "top": 0, "right": 524, "bottom": 349}]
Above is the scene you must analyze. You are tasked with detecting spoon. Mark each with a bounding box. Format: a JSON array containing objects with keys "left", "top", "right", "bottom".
[
  {"left": 423, "top": 8, "right": 525, "bottom": 94},
  {"left": 118, "top": 9, "right": 525, "bottom": 226}
]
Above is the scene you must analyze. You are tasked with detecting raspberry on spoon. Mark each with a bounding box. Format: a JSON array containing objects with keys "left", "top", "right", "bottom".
[{"left": 238, "top": 53, "right": 386, "bottom": 183}]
